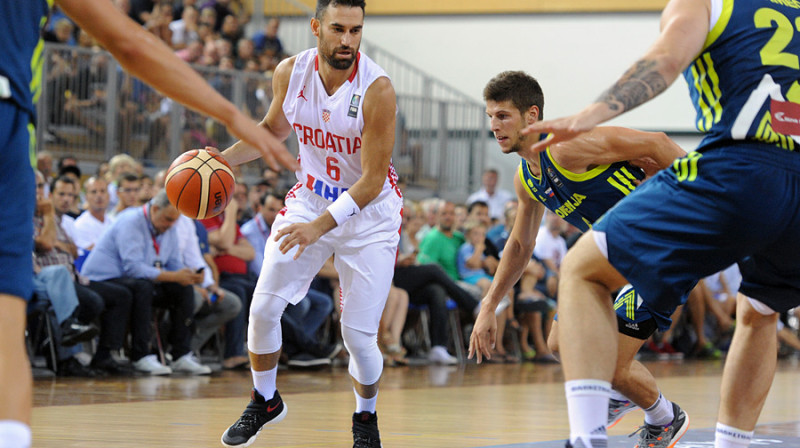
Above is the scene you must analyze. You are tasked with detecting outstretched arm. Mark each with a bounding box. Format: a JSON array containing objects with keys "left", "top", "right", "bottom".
[
  {"left": 469, "top": 174, "right": 545, "bottom": 363},
  {"left": 554, "top": 127, "right": 687, "bottom": 174},
  {"left": 57, "top": 0, "right": 298, "bottom": 172},
  {"left": 521, "top": 0, "right": 711, "bottom": 152}
]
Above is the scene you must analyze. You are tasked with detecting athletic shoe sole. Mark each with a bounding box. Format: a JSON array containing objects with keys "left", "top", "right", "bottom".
[{"left": 220, "top": 403, "right": 288, "bottom": 448}]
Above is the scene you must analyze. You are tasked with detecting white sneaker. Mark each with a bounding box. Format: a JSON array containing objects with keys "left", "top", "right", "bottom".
[
  {"left": 133, "top": 354, "right": 173, "bottom": 375},
  {"left": 171, "top": 353, "right": 212, "bottom": 375},
  {"left": 428, "top": 346, "right": 458, "bottom": 365}
]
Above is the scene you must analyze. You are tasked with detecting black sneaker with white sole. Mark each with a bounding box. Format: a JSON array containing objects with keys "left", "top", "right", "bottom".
[
  {"left": 221, "top": 389, "right": 287, "bottom": 447},
  {"left": 352, "top": 411, "right": 381, "bottom": 448}
]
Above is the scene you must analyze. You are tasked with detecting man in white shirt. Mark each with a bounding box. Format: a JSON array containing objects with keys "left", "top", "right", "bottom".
[
  {"left": 466, "top": 168, "right": 514, "bottom": 223},
  {"left": 72, "top": 176, "right": 113, "bottom": 270}
]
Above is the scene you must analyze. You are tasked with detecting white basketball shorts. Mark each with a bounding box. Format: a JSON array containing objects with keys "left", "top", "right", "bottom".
[{"left": 253, "top": 184, "right": 402, "bottom": 333}]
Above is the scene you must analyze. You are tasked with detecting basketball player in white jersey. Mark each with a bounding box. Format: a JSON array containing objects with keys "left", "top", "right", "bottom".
[{"left": 218, "top": 1, "right": 400, "bottom": 447}]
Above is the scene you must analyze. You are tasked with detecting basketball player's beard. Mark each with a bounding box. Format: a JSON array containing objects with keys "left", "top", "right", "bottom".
[{"left": 323, "top": 46, "right": 358, "bottom": 70}]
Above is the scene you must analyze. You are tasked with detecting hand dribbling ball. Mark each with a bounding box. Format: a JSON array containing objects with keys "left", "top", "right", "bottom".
[{"left": 165, "top": 149, "right": 235, "bottom": 219}]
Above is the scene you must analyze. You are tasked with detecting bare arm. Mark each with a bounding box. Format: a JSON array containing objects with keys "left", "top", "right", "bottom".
[
  {"left": 522, "top": 0, "right": 711, "bottom": 152},
  {"left": 207, "top": 202, "right": 239, "bottom": 251},
  {"left": 221, "top": 57, "right": 296, "bottom": 167},
  {"left": 57, "top": 0, "right": 297, "bottom": 171},
  {"left": 553, "top": 127, "right": 687, "bottom": 173},
  {"left": 226, "top": 238, "right": 255, "bottom": 262}
]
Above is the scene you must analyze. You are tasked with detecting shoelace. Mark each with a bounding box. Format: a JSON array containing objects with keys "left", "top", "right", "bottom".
[
  {"left": 629, "top": 424, "right": 667, "bottom": 446},
  {"left": 233, "top": 410, "right": 265, "bottom": 429}
]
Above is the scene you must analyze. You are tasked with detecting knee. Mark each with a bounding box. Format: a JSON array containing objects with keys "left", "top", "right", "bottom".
[{"left": 249, "top": 293, "right": 287, "bottom": 330}]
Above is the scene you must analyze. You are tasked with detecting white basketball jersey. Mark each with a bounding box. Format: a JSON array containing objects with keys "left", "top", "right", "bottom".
[{"left": 283, "top": 48, "right": 400, "bottom": 204}]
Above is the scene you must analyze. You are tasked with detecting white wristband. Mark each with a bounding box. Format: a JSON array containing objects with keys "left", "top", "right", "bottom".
[{"left": 326, "top": 191, "right": 360, "bottom": 226}]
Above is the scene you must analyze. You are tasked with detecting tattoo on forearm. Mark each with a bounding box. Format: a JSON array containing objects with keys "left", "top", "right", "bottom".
[{"left": 597, "top": 60, "right": 668, "bottom": 112}]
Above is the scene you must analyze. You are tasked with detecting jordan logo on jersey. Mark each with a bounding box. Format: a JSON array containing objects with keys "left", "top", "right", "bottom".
[
  {"left": 297, "top": 85, "right": 308, "bottom": 101},
  {"left": 322, "top": 109, "right": 331, "bottom": 123}
]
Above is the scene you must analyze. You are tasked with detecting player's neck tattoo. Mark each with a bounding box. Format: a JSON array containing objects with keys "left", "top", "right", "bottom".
[{"left": 596, "top": 59, "right": 667, "bottom": 112}]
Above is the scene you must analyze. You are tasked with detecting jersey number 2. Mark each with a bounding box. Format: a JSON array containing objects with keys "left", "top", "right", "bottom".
[{"left": 756, "top": 8, "right": 800, "bottom": 70}]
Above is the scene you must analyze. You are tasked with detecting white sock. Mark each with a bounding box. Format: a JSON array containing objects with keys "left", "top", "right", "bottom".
[
  {"left": 0, "top": 420, "right": 32, "bottom": 448},
  {"left": 715, "top": 422, "right": 753, "bottom": 448},
  {"left": 252, "top": 366, "right": 277, "bottom": 400},
  {"left": 565, "top": 379, "right": 611, "bottom": 447},
  {"left": 643, "top": 393, "right": 674, "bottom": 426},
  {"left": 609, "top": 389, "right": 629, "bottom": 402},
  {"left": 354, "top": 388, "right": 378, "bottom": 414}
]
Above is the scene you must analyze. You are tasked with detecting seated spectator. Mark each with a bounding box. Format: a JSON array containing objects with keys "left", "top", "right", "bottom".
[
  {"left": 34, "top": 172, "right": 133, "bottom": 375},
  {"left": 32, "top": 263, "right": 99, "bottom": 377},
  {"left": 138, "top": 174, "right": 155, "bottom": 205},
  {"left": 533, "top": 211, "right": 567, "bottom": 298},
  {"left": 108, "top": 172, "right": 141, "bottom": 218},
  {"left": 201, "top": 198, "right": 256, "bottom": 366},
  {"left": 105, "top": 154, "right": 138, "bottom": 210},
  {"left": 232, "top": 181, "right": 254, "bottom": 225},
  {"left": 379, "top": 285, "right": 409, "bottom": 366},
  {"left": 251, "top": 17, "right": 283, "bottom": 56},
  {"left": 458, "top": 219, "right": 494, "bottom": 296},
  {"left": 81, "top": 191, "right": 210, "bottom": 375},
  {"left": 466, "top": 168, "right": 514, "bottom": 224},
  {"left": 72, "top": 176, "right": 113, "bottom": 271}
]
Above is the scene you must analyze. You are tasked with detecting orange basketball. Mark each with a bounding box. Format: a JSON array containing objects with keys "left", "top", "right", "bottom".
[{"left": 165, "top": 149, "right": 235, "bottom": 219}]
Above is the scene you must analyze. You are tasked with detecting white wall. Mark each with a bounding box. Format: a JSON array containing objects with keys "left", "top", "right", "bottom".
[{"left": 363, "top": 13, "right": 698, "bottom": 132}]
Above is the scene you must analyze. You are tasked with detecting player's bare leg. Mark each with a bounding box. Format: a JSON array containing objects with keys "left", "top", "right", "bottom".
[
  {"left": 715, "top": 294, "right": 778, "bottom": 447},
  {"left": 558, "top": 232, "right": 626, "bottom": 447},
  {"left": 0, "top": 294, "right": 33, "bottom": 447}
]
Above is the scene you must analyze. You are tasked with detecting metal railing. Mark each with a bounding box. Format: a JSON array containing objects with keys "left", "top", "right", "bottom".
[{"left": 37, "top": 13, "right": 485, "bottom": 199}]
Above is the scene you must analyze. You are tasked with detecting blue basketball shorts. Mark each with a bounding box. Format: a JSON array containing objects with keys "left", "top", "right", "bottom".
[
  {"left": 593, "top": 143, "right": 800, "bottom": 319},
  {"left": 0, "top": 101, "right": 35, "bottom": 300}
]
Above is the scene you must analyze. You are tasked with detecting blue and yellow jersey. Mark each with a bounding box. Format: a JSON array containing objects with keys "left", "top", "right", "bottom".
[
  {"left": 683, "top": 0, "right": 800, "bottom": 151},
  {"left": 518, "top": 146, "right": 645, "bottom": 232},
  {"left": 0, "top": 0, "right": 53, "bottom": 120}
]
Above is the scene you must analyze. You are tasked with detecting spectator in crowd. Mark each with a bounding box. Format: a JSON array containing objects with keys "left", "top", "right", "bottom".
[
  {"left": 81, "top": 191, "right": 211, "bottom": 375},
  {"left": 252, "top": 17, "right": 283, "bottom": 57},
  {"left": 219, "top": 14, "right": 242, "bottom": 43},
  {"left": 379, "top": 285, "right": 409, "bottom": 366},
  {"left": 35, "top": 173, "right": 134, "bottom": 376},
  {"left": 191, "top": 220, "right": 247, "bottom": 369},
  {"left": 72, "top": 176, "right": 112, "bottom": 272},
  {"left": 201, "top": 197, "right": 256, "bottom": 367},
  {"left": 108, "top": 172, "right": 141, "bottom": 218},
  {"left": 105, "top": 153, "right": 137, "bottom": 210},
  {"left": 234, "top": 38, "right": 255, "bottom": 69},
  {"left": 32, "top": 262, "right": 99, "bottom": 377},
  {"left": 533, "top": 211, "right": 568, "bottom": 297},
  {"left": 169, "top": 4, "right": 199, "bottom": 49},
  {"left": 37, "top": 151, "right": 55, "bottom": 197},
  {"left": 137, "top": 174, "right": 155, "bottom": 205},
  {"left": 241, "top": 190, "right": 283, "bottom": 278},
  {"left": 231, "top": 181, "right": 254, "bottom": 225},
  {"left": 467, "top": 168, "right": 514, "bottom": 223},
  {"left": 415, "top": 197, "right": 442, "bottom": 242}
]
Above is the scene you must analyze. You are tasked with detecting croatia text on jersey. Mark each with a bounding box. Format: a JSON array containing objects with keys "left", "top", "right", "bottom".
[{"left": 293, "top": 123, "right": 361, "bottom": 155}]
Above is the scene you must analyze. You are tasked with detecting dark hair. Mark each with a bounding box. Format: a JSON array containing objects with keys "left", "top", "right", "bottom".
[
  {"left": 483, "top": 71, "right": 545, "bottom": 119},
  {"left": 51, "top": 174, "right": 77, "bottom": 193},
  {"left": 315, "top": 0, "right": 366, "bottom": 20},
  {"left": 58, "top": 164, "right": 82, "bottom": 179},
  {"left": 117, "top": 171, "right": 140, "bottom": 185},
  {"left": 467, "top": 200, "right": 489, "bottom": 215},
  {"left": 260, "top": 189, "right": 286, "bottom": 206}
]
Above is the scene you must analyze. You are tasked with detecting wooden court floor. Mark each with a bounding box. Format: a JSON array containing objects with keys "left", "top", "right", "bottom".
[{"left": 31, "top": 358, "right": 800, "bottom": 447}]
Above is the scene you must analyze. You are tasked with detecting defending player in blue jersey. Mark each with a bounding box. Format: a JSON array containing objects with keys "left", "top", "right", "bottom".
[
  {"left": 0, "top": 1, "right": 296, "bottom": 446},
  {"left": 523, "top": 0, "right": 800, "bottom": 447},
  {"left": 467, "top": 71, "right": 690, "bottom": 446}
]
